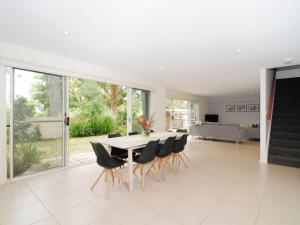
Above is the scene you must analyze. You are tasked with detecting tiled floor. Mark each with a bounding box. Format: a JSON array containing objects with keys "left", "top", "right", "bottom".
[{"left": 1, "top": 138, "right": 300, "bottom": 225}]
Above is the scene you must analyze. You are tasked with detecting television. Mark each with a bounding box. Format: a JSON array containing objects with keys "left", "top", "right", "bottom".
[{"left": 205, "top": 114, "right": 219, "bottom": 122}]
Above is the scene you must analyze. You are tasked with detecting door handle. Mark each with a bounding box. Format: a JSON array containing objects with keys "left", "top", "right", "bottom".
[{"left": 64, "top": 117, "right": 70, "bottom": 126}]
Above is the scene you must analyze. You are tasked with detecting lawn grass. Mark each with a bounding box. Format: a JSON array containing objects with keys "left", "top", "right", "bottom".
[{"left": 7, "top": 135, "right": 108, "bottom": 160}]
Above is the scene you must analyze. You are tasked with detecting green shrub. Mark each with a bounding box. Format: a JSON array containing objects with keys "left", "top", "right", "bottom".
[
  {"left": 101, "top": 116, "right": 114, "bottom": 134},
  {"left": 13, "top": 142, "right": 41, "bottom": 176},
  {"left": 69, "top": 120, "right": 89, "bottom": 137},
  {"left": 69, "top": 115, "right": 115, "bottom": 137}
]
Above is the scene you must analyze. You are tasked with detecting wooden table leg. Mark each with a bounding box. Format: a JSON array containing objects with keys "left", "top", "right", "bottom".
[{"left": 128, "top": 147, "right": 134, "bottom": 191}]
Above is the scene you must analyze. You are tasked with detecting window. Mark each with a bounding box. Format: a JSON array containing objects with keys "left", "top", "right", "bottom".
[
  {"left": 11, "top": 69, "right": 64, "bottom": 177},
  {"left": 166, "top": 99, "right": 199, "bottom": 130},
  {"left": 132, "top": 89, "right": 150, "bottom": 133},
  {"left": 68, "top": 77, "right": 127, "bottom": 165},
  {"left": 5, "top": 67, "right": 152, "bottom": 177}
]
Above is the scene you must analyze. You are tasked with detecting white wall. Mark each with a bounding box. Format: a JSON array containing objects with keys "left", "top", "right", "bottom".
[
  {"left": 166, "top": 89, "right": 208, "bottom": 121},
  {"left": 260, "top": 68, "right": 275, "bottom": 164},
  {"left": 0, "top": 41, "right": 166, "bottom": 132},
  {"left": 207, "top": 96, "right": 260, "bottom": 125},
  {"left": 152, "top": 86, "right": 167, "bottom": 132}
]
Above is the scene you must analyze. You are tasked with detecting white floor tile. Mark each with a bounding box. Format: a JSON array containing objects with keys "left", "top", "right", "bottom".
[
  {"left": 31, "top": 217, "right": 59, "bottom": 225},
  {"left": 162, "top": 200, "right": 209, "bottom": 225},
  {"left": 0, "top": 203, "right": 50, "bottom": 225},
  {"left": 42, "top": 192, "right": 87, "bottom": 214},
  {"left": 109, "top": 201, "right": 158, "bottom": 225},
  {"left": 54, "top": 202, "right": 102, "bottom": 225},
  {"left": 1, "top": 140, "right": 299, "bottom": 225},
  {"left": 0, "top": 191, "right": 39, "bottom": 214},
  {"left": 146, "top": 214, "right": 182, "bottom": 225}
]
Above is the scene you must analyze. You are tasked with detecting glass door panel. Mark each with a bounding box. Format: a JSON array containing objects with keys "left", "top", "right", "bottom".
[
  {"left": 68, "top": 78, "right": 127, "bottom": 166},
  {"left": 188, "top": 102, "right": 199, "bottom": 127},
  {"left": 132, "top": 89, "right": 150, "bottom": 133},
  {"left": 6, "top": 69, "right": 11, "bottom": 178},
  {"left": 171, "top": 100, "right": 188, "bottom": 130},
  {"left": 12, "top": 69, "right": 64, "bottom": 177}
]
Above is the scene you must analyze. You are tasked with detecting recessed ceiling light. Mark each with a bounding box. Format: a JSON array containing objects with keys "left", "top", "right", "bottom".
[
  {"left": 283, "top": 58, "right": 293, "bottom": 64},
  {"left": 63, "top": 31, "right": 70, "bottom": 35},
  {"left": 236, "top": 49, "right": 241, "bottom": 53},
  {"left": 159, "top": 66, "right": 164, "bottom": 70}
]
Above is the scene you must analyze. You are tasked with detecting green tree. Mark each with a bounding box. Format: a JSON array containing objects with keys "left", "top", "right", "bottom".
[
  {"left": 69, "top": 78, "right": 106, "bottom": 118},
  {"left": 98, "top": 83, "right": 127, "bottom": 119},
  {"left": 12, "top": 96, "right": 41, "bottom": 176},
  {"left": 30, "top": 74, "right": 49, "bottom": 116},
  {"left": 30, "top": 73, "right": 62, "bottom": 117}
]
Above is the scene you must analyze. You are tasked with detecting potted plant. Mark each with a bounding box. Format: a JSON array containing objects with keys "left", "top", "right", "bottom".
[{"left": 138, "top": 114, "right": 154, "bottom": 137}]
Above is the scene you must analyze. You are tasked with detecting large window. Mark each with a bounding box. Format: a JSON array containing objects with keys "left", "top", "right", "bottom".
[
  {"left": 11, "top": 69, "right": 64, "bottom": 177},
  {"left": 5, "top": 67, "right": 152, "bottom": 177},
  {"left": 132, "top": 89, "right": 150, "bottom": 133},
  {"left": 68, "top": 78, "right": 127, "bottom": 166}
]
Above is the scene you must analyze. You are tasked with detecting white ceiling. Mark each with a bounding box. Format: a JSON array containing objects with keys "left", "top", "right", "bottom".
[{"left": 0, "top": 0, "right": 300, "bottom": 97}]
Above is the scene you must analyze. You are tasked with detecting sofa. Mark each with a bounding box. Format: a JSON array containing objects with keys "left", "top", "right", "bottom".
[{"left": 190, "top": 123, "right": 259, "bottom": 143}]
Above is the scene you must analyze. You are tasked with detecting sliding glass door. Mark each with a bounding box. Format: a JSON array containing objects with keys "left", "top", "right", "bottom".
[
  {"left": 131, "top": 89, "right": 150, "bottom": 133},
  {"left": 68, "top": 77, "right": 128, "bottom": 166},
  {"left": 166, "top": 99, "right": 199, "bottom": 131},
  {"left": 11, "top": 69, "right": 64, "bottom": 177},
  {"left": 5, "top": 67, "right": 152, "bottom": 177},
  {"left": 188, "top": 102, "right": 199, "bottom": 127}
]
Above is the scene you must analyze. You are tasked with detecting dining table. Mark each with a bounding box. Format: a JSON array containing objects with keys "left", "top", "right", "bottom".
[{"left": 98, "top": 131, "right": 183, "bottom": 191}]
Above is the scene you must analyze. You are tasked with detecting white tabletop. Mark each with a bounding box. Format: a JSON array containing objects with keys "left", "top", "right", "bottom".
[{"left": 98, "top": 132, "right": 182, "bottom": 149}]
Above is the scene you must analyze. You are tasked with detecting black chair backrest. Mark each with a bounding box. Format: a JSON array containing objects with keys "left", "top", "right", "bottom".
[
  {"left": 136, "top": 140, "right": 159, "bottom": 163},
  {"left": 158, "top": 136, "right": 175, "bottom": 156},
  {"left": 108, "top": 133, "right": 121, "bottom": 138},
  {"left": 128, "top": 131, "right": 139, "bottom": 136},
  {"left": 173, "top": 134, "right": 188, "bottom": 153},
  {"left": 183, "top": 133, "right": 188, "bottom": 145},
  {"left": 90, "top": 142, "right": 111, "bottom": 168}
]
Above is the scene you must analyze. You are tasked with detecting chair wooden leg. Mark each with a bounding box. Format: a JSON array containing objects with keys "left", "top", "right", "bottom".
[
  {"left": 172, "top": 154, "right": 176, "bottom": 165},
  {"left": 141, "top": 165, "right": 145, "bottom": 191},
  {"left": 110, "top": 170, "right": 115, "bottom": 184},
  {"left": 182, "top": 152, "right": 190, "bottom": 161},
  {"left": 149, "top": 168, "right": 161, "bottom": 182},
  {"left": 133, "top": 164, "right": 140, "bottom": 176},
  {"left": 90, "top": 169, "right": 105, "bottom": 191},
  {"left": 115, "top": 169, "right": 129, "bottom": 191},
  {"left": 105, "top": 172, "right": 110, "bottom": 199},
  {"left": 161, "top": 161, "right": 165, "bottom": 181},
  {"left": 178, "top": 154, "right": 189, "bottom": 168}
]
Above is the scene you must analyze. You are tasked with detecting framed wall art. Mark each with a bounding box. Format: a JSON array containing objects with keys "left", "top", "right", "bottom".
[
  {"left": 226, "top": 105, "right": 235, "bottom": 112},
  {"left": 248, "top": 104, "right": 260, "bottom": 112},
  {"left": 236, "top": 104, "right": 247, "bottom": 112}
]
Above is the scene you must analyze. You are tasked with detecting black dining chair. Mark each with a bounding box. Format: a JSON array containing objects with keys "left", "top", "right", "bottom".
[
  {"left": 108, "top": 133, "right": 128, "bottom": 159},
  {"left": 172, "top": 134, "right": 189, "bottom": 171},
  {"left": 90, "top": 142, "right": 128, "bottom": 199},
  {"left": 154, "top": 136, "right": 176, "bottom": 180},
  {"left": 128, "top": 131, "right": 139, "bottom": 136},
  {"left": 133, "top": 140, "right": 160, "bottom": 191}
]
